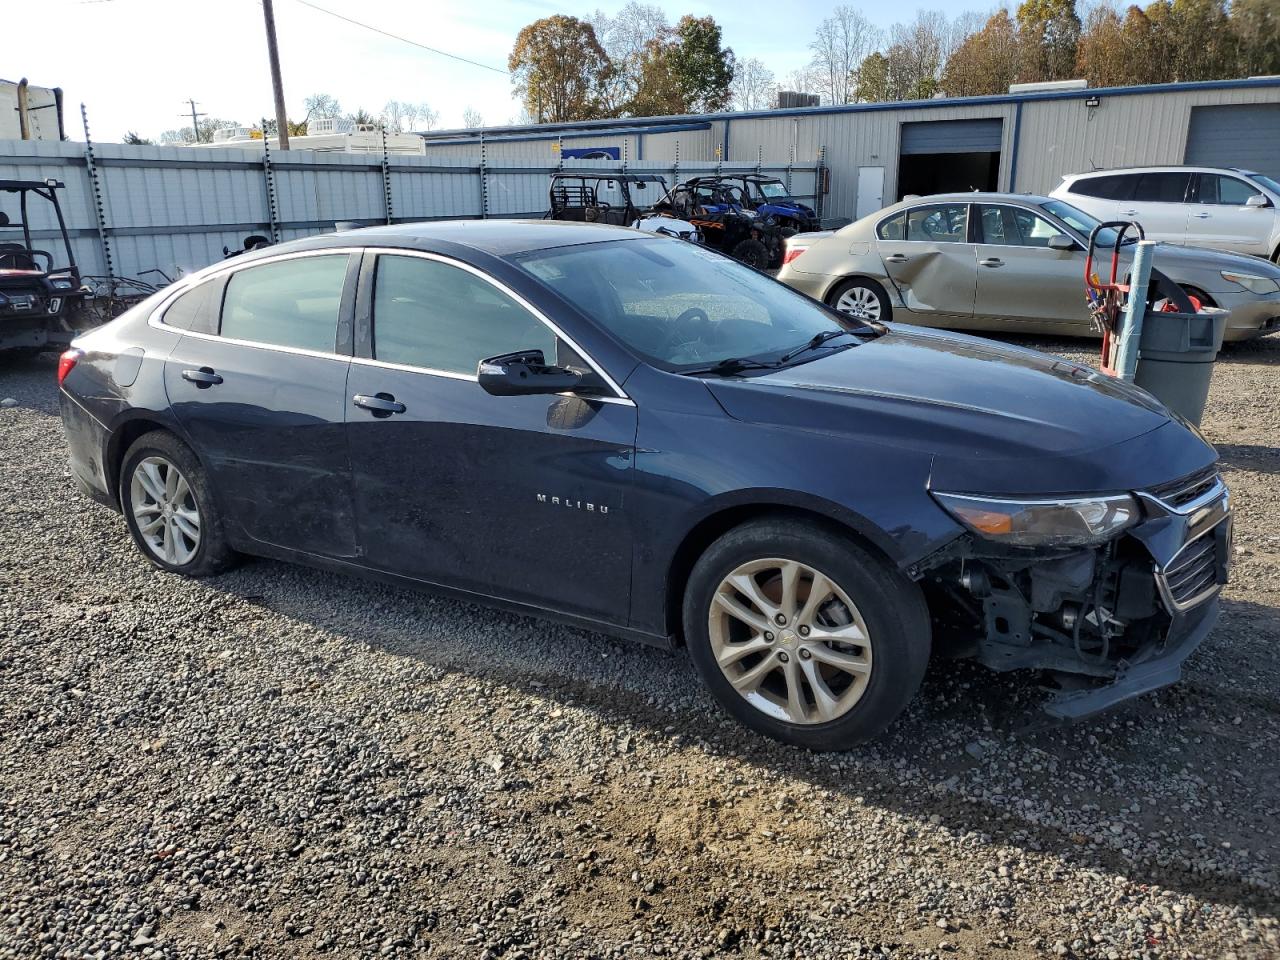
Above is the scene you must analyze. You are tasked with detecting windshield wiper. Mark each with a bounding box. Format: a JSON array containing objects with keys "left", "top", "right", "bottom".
[
  {"left": 683, "top": 356, "right": 783, "bottom": 376},
  {"left": 777, "top": 329, "right": 857, "bottom": 364}
]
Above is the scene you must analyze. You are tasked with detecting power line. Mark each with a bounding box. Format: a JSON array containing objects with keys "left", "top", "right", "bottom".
[{"left": 291, "top": 0, "right": 508, "bottom": 75}]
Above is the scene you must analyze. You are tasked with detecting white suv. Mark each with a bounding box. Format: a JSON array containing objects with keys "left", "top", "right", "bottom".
[{"left": 1051, "top": 166, "right": 1280, "bottom": 262}]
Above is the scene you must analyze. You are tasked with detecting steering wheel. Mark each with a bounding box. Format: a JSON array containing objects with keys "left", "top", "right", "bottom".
[{"left": 658, "top": 306, "right": 714, "bottom": 355}]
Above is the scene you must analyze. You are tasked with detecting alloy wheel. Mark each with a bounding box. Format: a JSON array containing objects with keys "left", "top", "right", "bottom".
[
  {"left": 707, "top": 557, "right": 873, "bottom": 724},
  {"left": 130, "top": 456, "right": 201, "bottom": 566},
  {"left": 834, "top": 286, "right": 882, "bottom": 321}
]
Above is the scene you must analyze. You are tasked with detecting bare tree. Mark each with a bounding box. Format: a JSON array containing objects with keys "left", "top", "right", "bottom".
[
  {"left": 380, "top": 100, "right": 405, "bottom": 133},
  {"left": 886, "top": 11, "right": 950, "bottom": 100},
  {"left": 303, "top": 92, "right": 342, "bottom": 121},
  {"left": 810, "top": 6, "right": 882, "bottom": 105},
  {"left": 462, "top": 107, "right": 484, "bottom": 129},
  {"left": 591, "top": 2, "right": 669, "bottom": 113},
  {"left": 731, "top": 58, "right": 777, "bottom": 111},
  {"left": 416, "top": 103, "right": 441, "bottom": 131}
]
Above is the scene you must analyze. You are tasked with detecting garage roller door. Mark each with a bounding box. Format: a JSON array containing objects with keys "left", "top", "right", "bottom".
[
  {"left": 900, "top": 119, "right": 1003, "bottom": 155},
  {"left": 1184, "top": 104, "right": 1280, "bottom": 179}
]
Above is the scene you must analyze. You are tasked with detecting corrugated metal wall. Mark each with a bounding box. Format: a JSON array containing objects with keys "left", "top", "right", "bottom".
[
  {"left": 1014, "top": 87, "right": 1280, "bottom": 194},
  {"left": 0, "top": 139, "right": 815, "bottom": 281}
]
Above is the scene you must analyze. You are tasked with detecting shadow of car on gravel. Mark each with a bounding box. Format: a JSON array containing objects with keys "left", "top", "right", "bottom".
[{"left": 208, "top": 558, "right": 1280, "bottom": 919}]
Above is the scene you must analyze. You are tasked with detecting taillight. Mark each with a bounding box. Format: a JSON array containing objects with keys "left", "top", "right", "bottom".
[
  {"left": 782, "top": 246, "right": 806, "bottom": 265},
  {"left": 57, "top": 348, "right": 83, "bottom": 387}
]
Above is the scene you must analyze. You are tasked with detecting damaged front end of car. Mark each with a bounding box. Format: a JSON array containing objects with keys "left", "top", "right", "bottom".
[{"left": 916, "top": 466, "right": 1231, "bottom": 719}]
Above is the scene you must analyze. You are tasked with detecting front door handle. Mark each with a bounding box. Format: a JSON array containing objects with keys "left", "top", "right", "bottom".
[
  {"left": 1123, "top": 209, "right": 1139, "bottom": 217},
  {"left": 181, "top": 367, "right": 222, "bottom": 387},
  {"left": 1191, "top": 212, "right": 1211, "bottom": 219},
  {"left": 353, "top": 392, "right": 406, "bottom": 417},
  {"left": 979, "top": 258, "right": 1004, "bottom": 267},
  {"left": 884, "top": 254, "right": 909, "bottom": 263}
]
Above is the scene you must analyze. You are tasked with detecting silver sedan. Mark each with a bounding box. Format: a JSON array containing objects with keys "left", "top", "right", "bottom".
[{"left": 777, "top": 192, "right": 1280, "bottom": 342}]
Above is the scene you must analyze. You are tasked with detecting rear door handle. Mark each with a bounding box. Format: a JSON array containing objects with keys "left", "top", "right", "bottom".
[
  {"left": 979, "top": 258, "right": 1004, "bottom": 267},
  {"left": 353, "top": 392, "right": 406, "bottom": 417},
  {"left": 1191, "top": 212, "right": 1211, "bottom": 219},
  {"left": 884, "top": 254, "right": 909, "bottom": 263},
  {"left": 1123, "top": 210, "right": 1139, "bottom": 217},
  {"left": 181, "top": 367, "right": 222, "bottom": 387}
]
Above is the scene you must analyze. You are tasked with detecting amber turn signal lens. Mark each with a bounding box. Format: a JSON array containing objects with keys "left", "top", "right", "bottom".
[{"left": 952, "top": 505, "right": 1013, "bottom": 535}]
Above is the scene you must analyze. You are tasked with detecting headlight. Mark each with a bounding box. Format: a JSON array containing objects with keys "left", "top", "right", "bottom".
[
  {"left": 1220, "top": 270, "right": 1280, "bottom": 295},
  {"left": 51, "top": 279, "right": 73, "bottom": 290},
  {"left": 932, "top": 492, "right": 1139, "bottom": 547}
]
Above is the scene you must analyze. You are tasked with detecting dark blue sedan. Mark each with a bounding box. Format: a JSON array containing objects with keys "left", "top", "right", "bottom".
[{"left": 57, "top": 221, "right": 1231, "bottom": 749}]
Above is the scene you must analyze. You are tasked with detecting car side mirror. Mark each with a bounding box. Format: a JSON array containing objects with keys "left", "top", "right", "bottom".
[
  {"left": 478, "top": 350, "right": 587, "bottom": 397},
  {"left": 1047, "top": 235, "right": 1076, "bottom": 252},
  {"left": 1246, "top": 193, "right": 1270, "bottom": 208}
]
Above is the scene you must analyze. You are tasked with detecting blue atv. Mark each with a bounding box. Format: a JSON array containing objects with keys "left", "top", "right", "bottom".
[
  {"left": 660, "top": 180, "right": 786, "bottom": 269},
  {"left": 682, "top": 175, "right": 820, "bottom": 234}
]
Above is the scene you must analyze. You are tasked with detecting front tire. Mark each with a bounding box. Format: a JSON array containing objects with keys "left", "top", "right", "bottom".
[
  {"left": 828, "top": 278, "right": 892, "bottom": 323},
  {"left": 683, "top": 517, "right": 930, "bottom": 750},
  {"left": 119, "top": 430, "right": 236, "bottom": 577},
  {"left": 731, "top": 238, "right": 770, "bottom": 269}
]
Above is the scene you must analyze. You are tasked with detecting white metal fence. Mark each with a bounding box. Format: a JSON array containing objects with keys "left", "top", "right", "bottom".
[{"left": 0, "top": 139, "right": 823, "bottom": 283}]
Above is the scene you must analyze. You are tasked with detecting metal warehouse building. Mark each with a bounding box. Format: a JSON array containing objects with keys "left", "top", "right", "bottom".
[{"left": 420, "top": 77, "right": 1280, "bottom": 224}]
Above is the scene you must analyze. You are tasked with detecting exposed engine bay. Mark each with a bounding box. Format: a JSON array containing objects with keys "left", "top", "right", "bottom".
[{"left": 916, "top": 467, "right": 1232, "bottom": 719}]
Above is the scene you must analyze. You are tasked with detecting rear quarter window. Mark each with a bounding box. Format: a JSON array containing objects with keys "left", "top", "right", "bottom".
[
  {"left": 1068, "top": 174, "right": 1132, "bottom": 200},
  {"left": 160, "top": 276, "right": 224, "bottom": 334}
]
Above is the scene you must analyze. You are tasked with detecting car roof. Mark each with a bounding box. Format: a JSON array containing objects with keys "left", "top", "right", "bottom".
[
  {"left": 1061, "top": 165, "right": 1255, "bottom": 179},
  {"left": 249, "top": 219, "right": 647, "bottom": 259},
  {"left": 891, "top": 192, "right": 1055, "bottom": 206}
]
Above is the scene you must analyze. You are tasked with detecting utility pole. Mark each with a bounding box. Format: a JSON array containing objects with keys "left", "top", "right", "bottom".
[
  {"left": 261, "top": 0, "right": 290, "bottom": 150},
  {"left": 182, "top": 98, "right": 206, "bottom": 143}
]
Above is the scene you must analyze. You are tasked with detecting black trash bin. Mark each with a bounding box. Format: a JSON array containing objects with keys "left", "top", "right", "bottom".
[{"left": 1133, "top": 306, "right": 1227, "bottom": 426}]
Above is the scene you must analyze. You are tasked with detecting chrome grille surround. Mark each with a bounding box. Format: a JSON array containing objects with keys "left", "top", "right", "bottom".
[{"left": 1139, "top": 467, "right": 1231, "bottom": 614}]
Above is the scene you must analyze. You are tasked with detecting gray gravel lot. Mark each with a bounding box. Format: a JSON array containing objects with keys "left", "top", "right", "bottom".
[{"left": 1, "top": 335, "right": 1278, "bottom": 959}]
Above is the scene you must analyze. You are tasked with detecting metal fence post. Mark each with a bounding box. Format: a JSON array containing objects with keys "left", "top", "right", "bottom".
[
  {"left": 756, "top": 145, "right": 762, "bottom": 176},
  {"left": 786, "top": 143, "right": 794, "bottom": 194},
  {"left": 381, "top": 125, "right": 393, "bottom": 225},
  {"left": 622, "top": 137, "right": 628, "bottom": 173},
  {"left": 80, "top": 104, "right": 114, "bottom": 279},
  {"left": 556, "top": 135, "right": 563, "bottom": 172},
  {"left": 814, "top": 145, "right": 826, "bottom": 223},
  {"left": 261, "top": 118, "right": 281, "bottom": 242},
  {"left": 673, "top": 139, "right": 679, "bottom": 187},
  {"left": 479, "top": 132, "right": 489, "bottom": 219}
]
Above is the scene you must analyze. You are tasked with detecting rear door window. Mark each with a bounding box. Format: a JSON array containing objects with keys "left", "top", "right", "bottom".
[
  {"left": 219, "top": 255, "right": 350, "bottom": 353},
  {"left": 902, "top": 203, "right": 969, "bottom": 243},
  {"left": 1198, "top": 174, "right": 1261, "bottom": 206},
  {"left": 1132, "top": 172, "right": 1191, "bottom": 204}
]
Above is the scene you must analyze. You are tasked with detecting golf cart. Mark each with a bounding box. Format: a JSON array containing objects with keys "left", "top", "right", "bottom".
[
  {"left": 660, "top": 179, "right": 787, "bottom": 269},
  {"left": 682, "top": 174, "right": 820, "bottom": 234},
  {"left": 547, "top": 172, "right": 699, "bottom": 241},
  {"left": 1, "top": 179, "right": 87, "bottom": 353}
]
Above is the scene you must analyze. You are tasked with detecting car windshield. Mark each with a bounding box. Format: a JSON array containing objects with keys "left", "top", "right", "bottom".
[
  {"left": 1039, "top": 198, "right": 1135, "bottom": 248},
  {"left": 757, "top": 181, "right": 790, "bottom": 199},
  {"left": 514, "top": 238, "right": 869, "bottom": 372},
  {"left": 1244, "top": 172, "right": 1280, "bottom": 196}
]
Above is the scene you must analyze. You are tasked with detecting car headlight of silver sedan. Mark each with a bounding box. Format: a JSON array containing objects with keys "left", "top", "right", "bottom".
[
  {"left": 932, "top": 492, "right": 1140, "bottom": 547},
  {"left": 1220, "top": 270, "right": 1280, "bottom": 295}
]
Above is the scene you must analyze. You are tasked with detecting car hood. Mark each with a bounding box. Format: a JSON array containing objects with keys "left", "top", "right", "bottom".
[
  {"left": 1141, "top": 241, "right": 1280, "bottom": 277},
  {"left": 705, "top": 325, "right": 1216, "bottom": 494}
]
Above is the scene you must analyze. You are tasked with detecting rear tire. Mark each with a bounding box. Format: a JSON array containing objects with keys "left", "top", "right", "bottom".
[
  {"left": 828, "top": 278, "right": 892, "bottom": 323},
  {"left": 682, "top": 517, "right": 930, "bottom": 750},
  {"left": 119, "top": 430, "right": 237, "bottom": 577}
]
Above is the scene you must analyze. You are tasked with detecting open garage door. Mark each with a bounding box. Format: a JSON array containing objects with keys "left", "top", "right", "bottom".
[
  {"left": 897, "top": 119, "right": 1002, "bottom": 200},
  {"left": 1184, "top": 104, "right": 1280, "bottom": 179}
]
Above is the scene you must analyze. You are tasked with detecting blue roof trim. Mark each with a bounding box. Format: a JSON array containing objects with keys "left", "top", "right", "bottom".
[
  {"left": 424, "top": 121, "right": 713, "bottom": 147},
  {"left": 419, "top": 76, "right": 1280, "bottom": 141}
]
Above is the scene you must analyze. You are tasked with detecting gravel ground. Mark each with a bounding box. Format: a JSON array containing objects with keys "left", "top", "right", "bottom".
[{"left": 1, "top": 335, "right": 1278, "bottom": 960}]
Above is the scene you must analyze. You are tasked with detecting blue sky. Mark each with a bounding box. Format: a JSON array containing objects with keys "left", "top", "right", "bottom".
[{"left": 13, "top": 0, "right": 997, "bottom": 142}]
